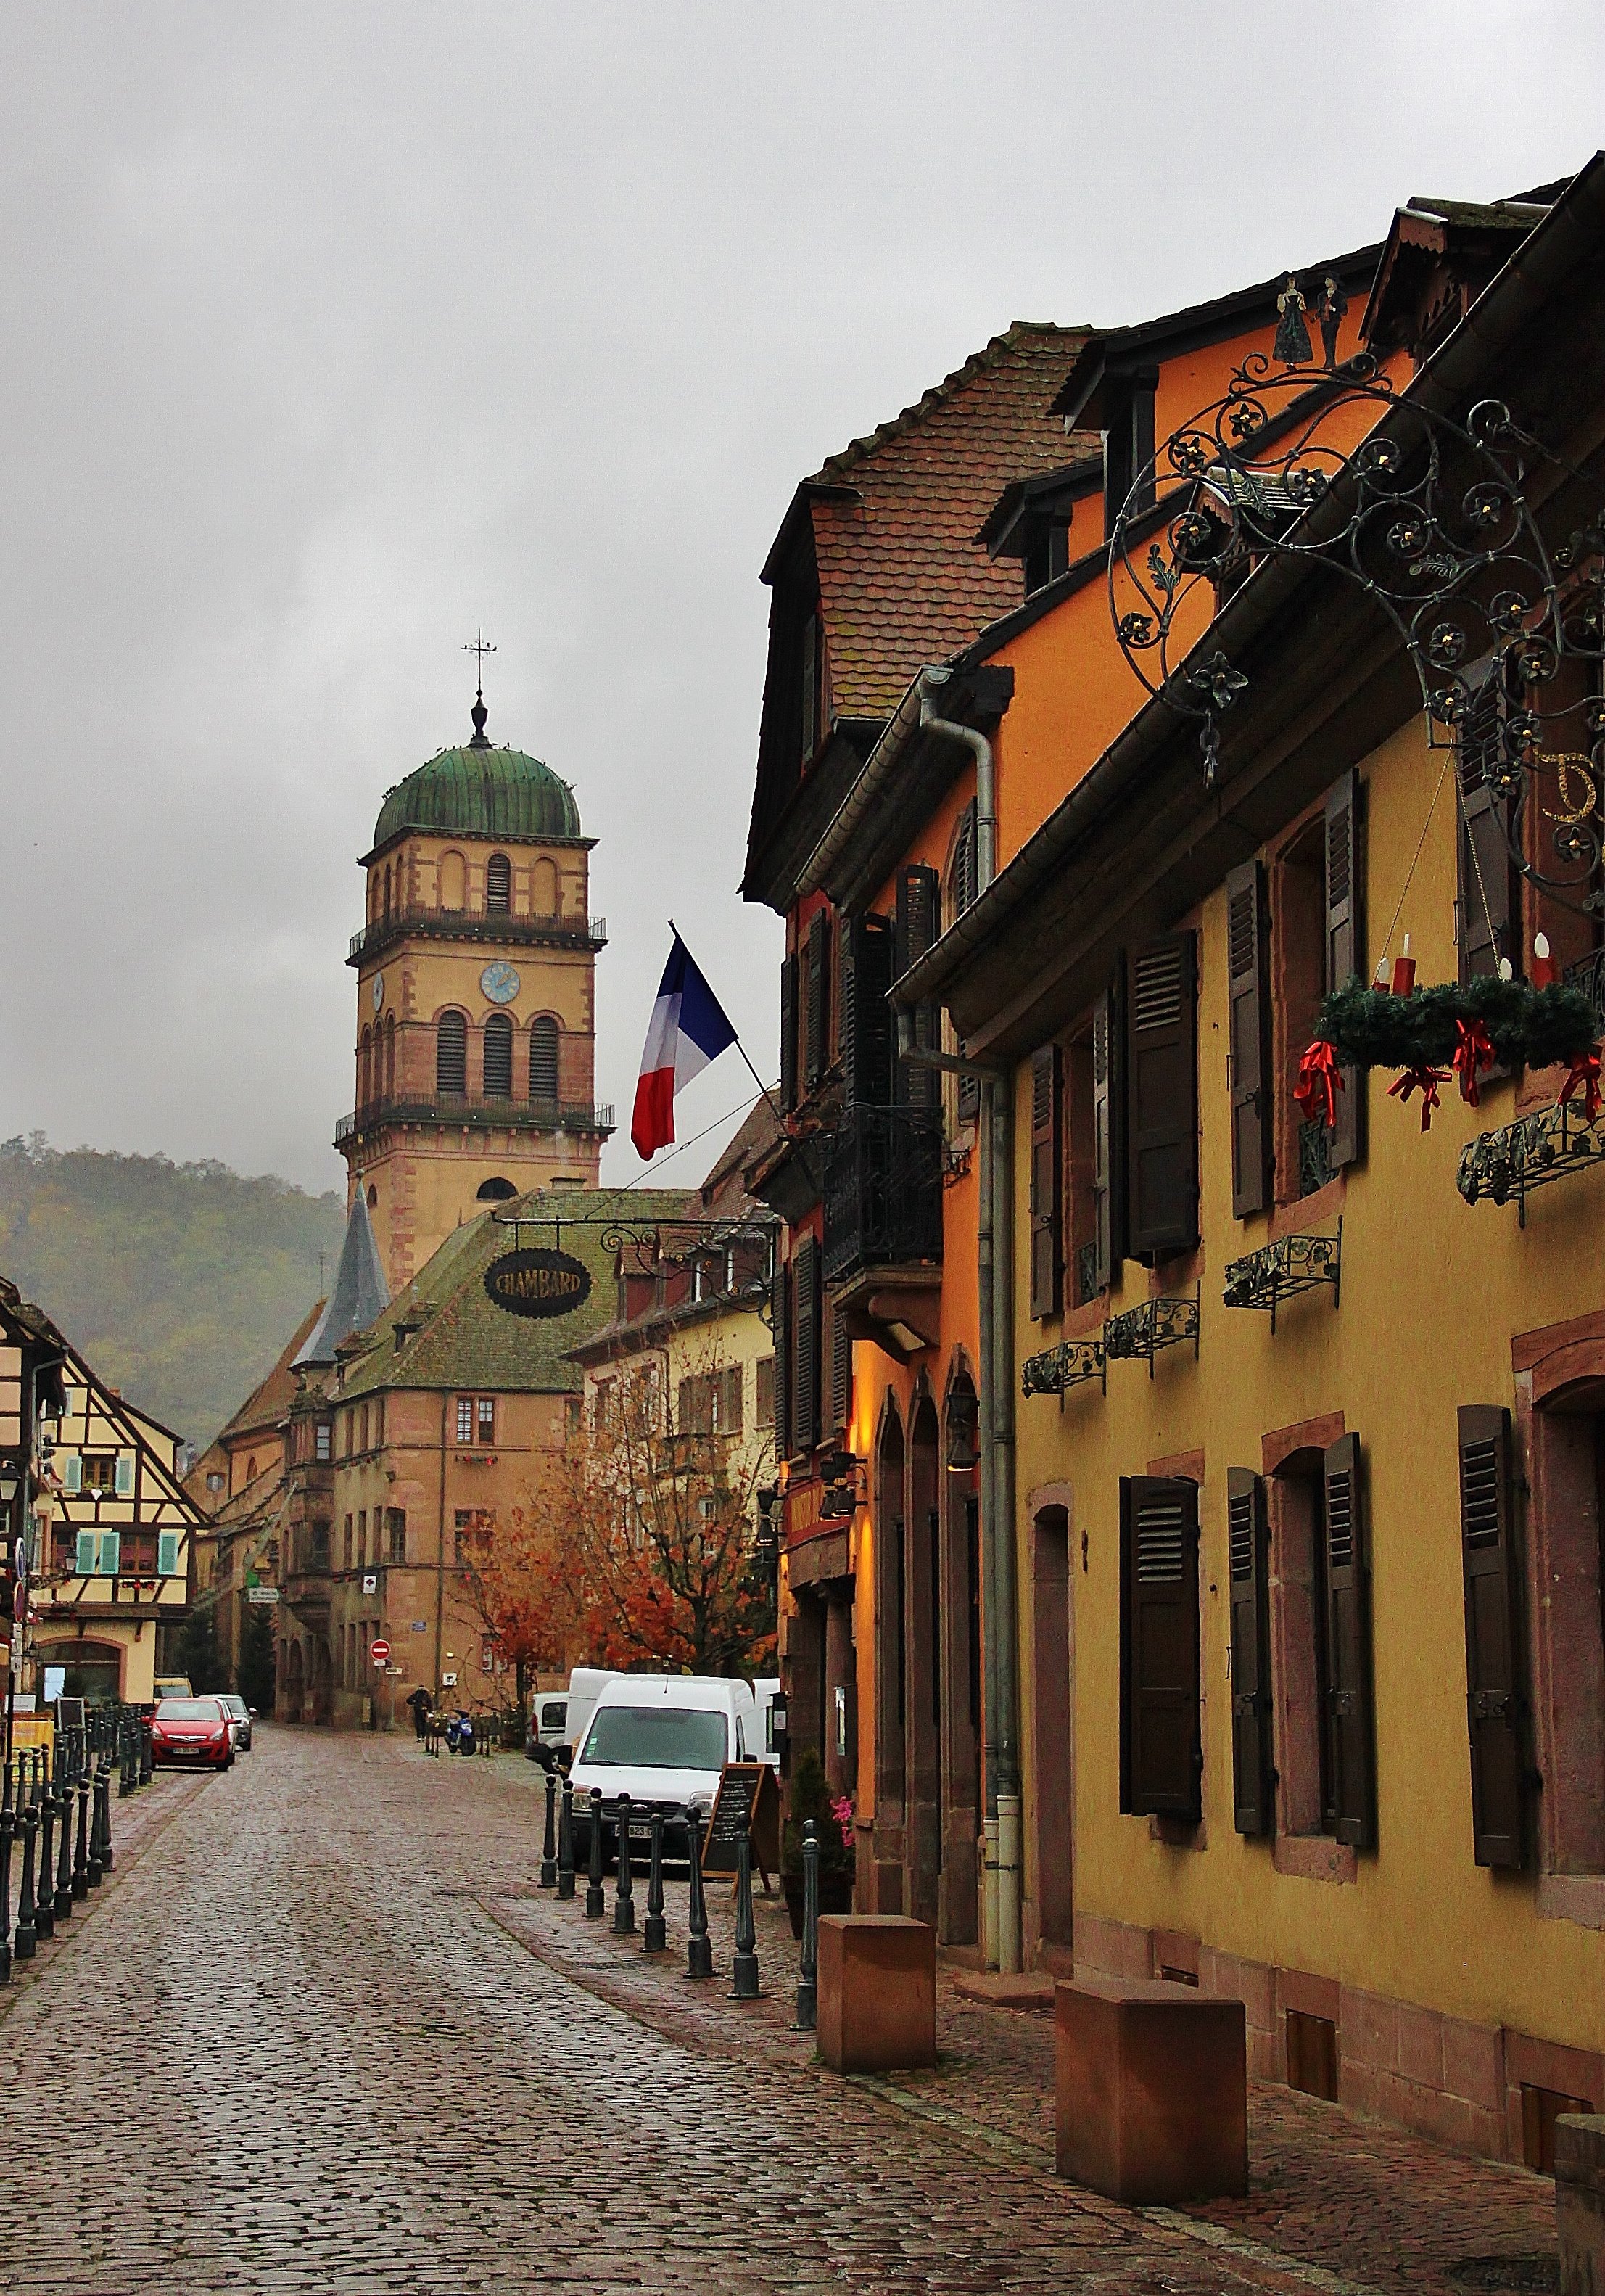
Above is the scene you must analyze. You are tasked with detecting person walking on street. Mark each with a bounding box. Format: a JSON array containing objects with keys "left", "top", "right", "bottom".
[{"left": 405, "top": 1684, "right": 432, "bottom": 1742}]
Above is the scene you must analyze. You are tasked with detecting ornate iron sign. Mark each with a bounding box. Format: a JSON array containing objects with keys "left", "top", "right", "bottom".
[
  {"left": 1107, "top": 324, "right": 1605, "bottom": 914},
  {"left": 483, "top": 1246, "right": 592, "bottom": 1320}
]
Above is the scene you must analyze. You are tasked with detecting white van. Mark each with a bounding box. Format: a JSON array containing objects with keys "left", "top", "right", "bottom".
[{"left": 567, "top": 1674, "right": 760, "bottom": 1861}]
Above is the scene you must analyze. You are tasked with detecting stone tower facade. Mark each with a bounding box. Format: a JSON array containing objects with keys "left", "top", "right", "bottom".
[{"left": 337, "top": 699, "right": 611, "bottom": 1291}]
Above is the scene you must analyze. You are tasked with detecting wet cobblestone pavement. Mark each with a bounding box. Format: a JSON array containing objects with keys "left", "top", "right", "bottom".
[{"left": 0, "top": 1729, "right": 1559, "bottom": 2295}]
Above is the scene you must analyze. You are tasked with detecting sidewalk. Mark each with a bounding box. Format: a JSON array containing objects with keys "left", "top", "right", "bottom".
[{"left": 474, "top": 1761, "right": 1558, "bottom": 2296}]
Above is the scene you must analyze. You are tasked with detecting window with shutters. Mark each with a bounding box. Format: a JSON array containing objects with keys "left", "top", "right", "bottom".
[
  {"left": 387, "top": 1509, "right": 407, "bottom": 1565},
  {"left": 529, "top": 1016, "right": 560, "bottom": 1104},
  {"left": 437, "top": 1009, "right": 469, "bottom": 1097},
  {"left": 1119, "top": 1476, "right": 1202, "bottom": 1822},
  {"left": 1028, "top": 1044, "right": 1063, "bottom": 1317},
  {"left": 1319, "top": 1433, "right": 1377, "bottom": 1850},
  {"left": 1227, "top": 1469, "right": 1274, "bottom": 1835},
  {"left": 1225, "top": 860, "right": 1271, "bottom": 1219},
  {"left": 771, "top": 1263, "right": 793, "bottom": 1459},
  {"left": 1524, "top": 1392, "right": 1605, "bottom": 1878},
  {"left": 483, "top": 1011, "right": 513, "bottom": 1098},
  {"left": 756, "top": 1355, "right": 775, "bottom": 1432},
  {"left": 894, "top": 865, "right": 941, "bottom": 1108},
  {"left": 1063, "top": 1020, "right": 1103, "bottom": 1306},
  {"left": 1125, "top": 933, "right": 1199, "bottom": 1262},
  {"left": 791, "top": 1235, "right": 821, "bottom": 1455},
  {"left": 1323, "top": 772, "right": 1366, "bottom": 1171},
  {"left": 779, "top": 954, "right": 800, "bottom": 1112},
  {"left": 1456, "top": 669, "right": 1521, "bottom": 987},
  {"left": 828, "top": 1299, "right": 852, "bottom": 1434},
  {"left": 944, "top": 812, "right": 981, "bottom": 1127},
  {"left": 1091, "top": 986, "right": 1124, "bottom": 1289},
  {"left": 1458, "top": 1406, "right": 1530, "bottom": 1869},
  {"left": 1269, "top": 818, "right": 1332, "bottom": 1202},
  {"left": 804, "top": 908, "right": 832, "bottom": 1090},
  {"left": 839, "top": 911, "right": 894, "bottom": 1108},
  {"left": 718, "top": 1365, "right": 743, "bottom": 1436},
  {"left": 485, "top": 852, "right": 512, "bottom": 913}
]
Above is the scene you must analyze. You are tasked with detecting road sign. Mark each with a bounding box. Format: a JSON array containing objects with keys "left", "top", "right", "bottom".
[
  {"left": 247, "top": 1586, "right": 280, "bottom": 1605},
  {"left": 370, "top": 1638, "right": 391, "bottom": 1664}
]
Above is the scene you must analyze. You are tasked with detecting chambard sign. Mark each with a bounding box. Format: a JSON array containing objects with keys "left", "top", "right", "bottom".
[{"left": 484, "top": 1246, "right": 592, "bottom": 1320}]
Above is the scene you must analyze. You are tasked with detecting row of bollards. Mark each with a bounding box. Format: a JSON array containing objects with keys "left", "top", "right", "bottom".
[
  {"left": 0, "top": 1707, "right": 152, "bottom": 1984},
  {"left": 535, "top": 1768, "right": 821, "bottom": 2023}
]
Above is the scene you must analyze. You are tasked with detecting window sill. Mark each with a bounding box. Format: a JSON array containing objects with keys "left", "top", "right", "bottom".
[
  {"left": 1273, "top": 1833, "right": 1356, "bottom": 1885},
  {"left": 1268, "top": 1171, "right": 1345, "bottom": 1241},
  {"left": 1149, "top": 1813, "right": 1207, "bottom": 1851}
]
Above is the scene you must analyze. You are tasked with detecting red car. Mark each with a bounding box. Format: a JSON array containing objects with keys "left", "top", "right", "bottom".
[{"left": 149, "top": 1696, "right": 236, "bottom": 1771}]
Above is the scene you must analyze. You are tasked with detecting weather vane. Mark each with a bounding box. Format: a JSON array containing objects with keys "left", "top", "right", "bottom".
[{"left": 463, "top": 629, "right": 497, "bottom": 747}]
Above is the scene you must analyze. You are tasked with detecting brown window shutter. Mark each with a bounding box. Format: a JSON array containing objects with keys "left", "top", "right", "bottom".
[
  {"left": 954, "top": 799, "right": 979, "bottom": 918},
  {"left": 792, "top": 1234, "right": 820, "bottom": 1454},
  {"left": 1124, "top": 932, "right": 1199, "bottom": 1262},
  {"left": 1225, "top": 859, "right": 1271, "bottom": 1218},
  {"left": 1458, "top": 1404, "right": 1529, "bottom": 1869},
  {"left": 1028, "top": 1044, "right": 1063, "bottom": 1317},
  {"left": 1324, "top": 772, "right": 1366, "bottom": 1171},
  {"left": 779, "top": 955, "right": 799, "bottom": 1112},
  {"left": 841, "top": 911, "right": 894, "bottom": 1106},
  {"left": 677, "top": 1377, "right": 695, "bottom": 1433},
  {"left": 804, "top": 910, "right": 831, "bottom": 1090},
  {"left": 828, "top": 1299, "right": 852, "bottom": 1433},
  {"left": 719, "top": 1365, "right": 744, "bottom": 1436},
  {"left": 895, "top": 864, "right": 941, "bottom": 1108},
  {"left": 1227, "top": 1467, "right": 1274, "bottom": 1836},
  {"left": 1119, "top": 1476, "right": 1202, "bottom": 1821},
  {"left": 771, "top": 1261, "right": 792, "bottom": 1458},
  {"left": 1321, "top": 1433, "right": 1377, "bottom": 1850},
  {"left": 1456, "top": 679, "right": 1519, "bottom": 1009},
  {"left": 1092, "top": 984, "right": 1125, "bottom": 1290}
]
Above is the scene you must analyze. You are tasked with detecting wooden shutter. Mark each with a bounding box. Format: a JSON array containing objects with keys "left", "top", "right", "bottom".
[
  {"left": 1092, "top": 984, "right": 1125, "bottom": 1291},
  {"left": 75, "top": 1528, "right": 96, "bottom": 1574},
  {"left": 97, "top": 1531, "right": 121, "bottom": 1577},
  {"left": 841, "top": 912, "right": 894, "bottom": 1107},
  {"left": 779, "top": 955, "right": 799, "bottom": 1112},
  {"left": 157, "top": 1530, "right": 180, "bottom": 1578},
  {"left": 1227, "top": 1468, "right": 1274, "bottom": 1836},
  {"left": 1324, "top": 773, "right": 1365, "bottom": 1170},
  {"left": 792, "top": 1234, "right": 820, "bottom": 1455},
  {"left": 954, "top": 799, "right": 979, "bottom": 918},
  {"left": 1028, "top": 1045, "right": 1063, "bottom": 1317},
  {"left": 829, "top": 1301, "right": 852, "bottom": 1433},
  {"left": 771, "top": 1261, "right": 792, "bottom": 1458},
  {"left": 1119, "top": 1476, "right": 1202, "bottom": 1821},
  {"left": 62, "top": 1452, "right": 82, "bottom": 1495},
  {"left": 894, "top": 864, "right": 941, "bottom": 1107},
  {"left": 1458, "top": 1404, "right": 1528, "bottom": 1869},
  {"left": 1125, "top": 933, "right": 1199, "bottom": 1261},
  {"left": 804, "top": 910, "right": 831, "bottom": 1090},
  {"left": 1225, "top": 860, "right": 1271, "bottom": 1218},
  {"left": 1321, "top": 1433, "right": 1377, "bottom": 1850}
]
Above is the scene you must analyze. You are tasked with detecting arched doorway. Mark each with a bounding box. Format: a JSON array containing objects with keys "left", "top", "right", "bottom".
[
  {"left": 281, "top": 1639, "right": 305, "bottom": 1724},
  {"left": 36, "top": 1637, "right": 123, "bottom": 1705},
  {"left": 872, "top": 1400, "right": 907, "bottom": 1912},
  {"left": 939, "top": 1373, "right": 982, "bottom": 1943},
  {"left": 907, "top": 1392, "right": 941, "bottom": 1925}
]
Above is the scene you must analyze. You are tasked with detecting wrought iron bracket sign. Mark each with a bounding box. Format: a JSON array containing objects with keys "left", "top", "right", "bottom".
[
  {"left": 1222, "top": 1223, "right": 1342, "bottom": 1330},
  {"left": 1103, "top": 1293, "right": 1200, "bottom": 1380},
  {"left": 483, "top": 1247, "right": 593, "bottom": 1320},
  {"left": 1021, "top": 1336, "right": 1105, "bottom": 1400},
  {"left": 1456, "top": 1099, "right": 1605, "bottom": 1225}
]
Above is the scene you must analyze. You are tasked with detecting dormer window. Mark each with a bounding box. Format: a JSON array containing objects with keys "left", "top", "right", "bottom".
[
  {"left": 1023, "top": 522, "right": 1072, "bottom": 596},
  {"left": 1102, "top": 371, "right": 1158, "bottom": 535}
]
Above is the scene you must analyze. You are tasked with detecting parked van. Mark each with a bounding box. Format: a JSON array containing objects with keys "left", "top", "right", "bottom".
[
  {"left": 525, "top": 1666, "right": 615, "bottom": 1767},
  {"left": 568, "top": 1674, "right": 761, "bottom": 1861}
]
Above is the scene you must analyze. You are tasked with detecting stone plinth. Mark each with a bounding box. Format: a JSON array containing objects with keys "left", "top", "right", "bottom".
[
  {"left": 1558, "top": 2114, "right": 1605, "bottom": 2296},
  {"left": 817, "top": 1915, "right": 936, "bottom": 2073},
  {"left": 1055, "top": 1976, "right": 1247, "bottom": 2203}
]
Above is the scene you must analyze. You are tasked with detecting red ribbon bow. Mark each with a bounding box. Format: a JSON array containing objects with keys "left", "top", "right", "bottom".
[
  {"left": 1388, "top": 1063, "right": 1449, "bottom": 1130},
  {"left": 1452, "top": 1018, "right": 1495, "bottom": 1108},
  {"left": 1560, "top": 1042, "right": 1604, "bottom": 1124},
  {"left": 1294, "top": 1038, "right": 1344, "bottom": 1131}
]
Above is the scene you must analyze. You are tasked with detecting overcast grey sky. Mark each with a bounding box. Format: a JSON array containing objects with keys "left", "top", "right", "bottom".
[{"left": 2, "top": 3, "right": 1602, "bottom": 1197}]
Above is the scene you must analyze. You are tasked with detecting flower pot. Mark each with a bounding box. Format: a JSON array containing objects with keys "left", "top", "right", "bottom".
[{"left": 782, "top": 1866, "right": 855, "bottom": 1939}]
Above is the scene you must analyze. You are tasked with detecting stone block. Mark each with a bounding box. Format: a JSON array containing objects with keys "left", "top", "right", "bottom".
[
  {"left": 1072, "top": 1912, "right": 1152, "bottom": 1983},
  {"left": 1397, "top": 2004, "right": 1445, "bottom": 2093},
  {"left": 1200, "top": 1948, "right": 1276, "bottom": 2033},
  {"left": 817, "top": 1916, "right": 936, "bottom": 2073},
  {"left": 1055, "top": 1977, "right": 1247, "bottom": 2205},
  {"left": 1556, "top": 2115, "right": 1605, "bottom": 2296},
  {"left": 1442, "top": 2016, "right": 1504, "bottom": 2112}
]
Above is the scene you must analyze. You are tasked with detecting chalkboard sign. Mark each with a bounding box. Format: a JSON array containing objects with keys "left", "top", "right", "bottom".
[{"left": 699, "top": 1760, "right": 780, "bottom": 1885}]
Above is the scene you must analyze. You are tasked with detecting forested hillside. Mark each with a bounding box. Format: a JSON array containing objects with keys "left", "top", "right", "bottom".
[{"left": 0, "top": 1134, "right": 345, "bottom": 1447}]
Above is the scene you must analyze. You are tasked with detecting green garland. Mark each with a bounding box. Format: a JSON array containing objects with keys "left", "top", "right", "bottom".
[{"left": 1316, "top": 976, "right": 1598, "bottom": 1072}]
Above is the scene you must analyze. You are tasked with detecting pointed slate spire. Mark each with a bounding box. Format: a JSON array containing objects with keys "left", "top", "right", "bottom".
[{"left": 293, "top": 1186, "right": 391, "bottom": 1369}]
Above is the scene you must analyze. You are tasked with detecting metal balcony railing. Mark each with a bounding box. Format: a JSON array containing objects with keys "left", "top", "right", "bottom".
[
  {"left": 822, "top": 1104, "right": 944, "bottom": 1285},
  {"left": 334, "top": 1098, "right": 615, "bottom": 1147},
  {"left": 347, "top": 908, "right": 607, "bottom": 964}
]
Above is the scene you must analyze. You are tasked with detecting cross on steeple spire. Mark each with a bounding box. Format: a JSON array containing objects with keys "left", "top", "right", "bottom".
[{"left": 463, "top": 629, "right": 497, "bottom": 748}]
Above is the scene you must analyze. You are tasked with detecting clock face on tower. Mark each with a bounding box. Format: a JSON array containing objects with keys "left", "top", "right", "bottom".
[
  {"left": 371, "top": 972, "right": 384, "bottom": 1013},
  {"left": 480, "top": 961, "right": 521, "bottom": 1005}
]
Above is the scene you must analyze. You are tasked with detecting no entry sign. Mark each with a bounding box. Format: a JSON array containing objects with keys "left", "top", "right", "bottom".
[{"left": 370, "top": 1639, "right": 391, "bottom": 1664}]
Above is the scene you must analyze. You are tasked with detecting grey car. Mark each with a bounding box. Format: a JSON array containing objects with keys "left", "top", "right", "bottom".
[{"left": 219, "top": 1693, "right": 255, "bottom": 1752}]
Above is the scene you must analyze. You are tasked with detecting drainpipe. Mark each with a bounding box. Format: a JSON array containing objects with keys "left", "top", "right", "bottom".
[{"left": 918, "top": 667, "right": 996, "bottom": 886}]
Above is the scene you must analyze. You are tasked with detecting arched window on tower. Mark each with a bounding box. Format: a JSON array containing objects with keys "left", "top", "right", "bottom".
[
  {"left": 359, "top": 1024, "right": 372, "bottom": 1108},
  {"left": 383, "top": 863, "right": 392, "bottom": 919},
  {"left": 532, "top": 856, "right": 560, "bottom": 915},
  {"left": 530, "top": 1016, "right": 560, "bottom": 1107},
  {"left": 437, "top": 1010, "right": 468, "bottom": 1096},
  {"left": 384, "top": 1013, "right": 397, "bottom": 1098},
  {"left": 440, "top": 849, "right": 466, "bottom": 911},
  {"left": 486, "top": 852, "right": 511, "bottom": 913},
  {"left": 484, "top": 1011, "right": 513, "bottom": 1099}
]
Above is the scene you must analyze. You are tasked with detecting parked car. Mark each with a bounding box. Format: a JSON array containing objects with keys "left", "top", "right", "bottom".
[
  {"left": 152, "top": 1674, "right": 193, "bottom": 1703},
  {"left": 218, "top": 1693, "right": 254, "bottom": 1752},
  {"left": 149, "top": 1695, "right": 235, "bottom": 1771},
  {"left": 567, "top": 1674, "right": 760, "bottom": 1862}
]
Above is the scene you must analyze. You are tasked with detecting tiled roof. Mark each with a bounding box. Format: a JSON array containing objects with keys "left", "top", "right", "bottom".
[
  {"left": 337, "top": 1188, "right": 698, "bottom": 1402},
  {"left": 800, "top": 323, "right": 1094, "bottom": 720},
  {"left": 700, "top": 1093, "right": 782, "bottom": 1211}
]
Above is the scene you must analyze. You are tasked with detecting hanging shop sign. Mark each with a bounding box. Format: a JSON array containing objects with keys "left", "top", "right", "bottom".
[{"left": 484, "top": 1247, "right": 592, "bottom": 1320}]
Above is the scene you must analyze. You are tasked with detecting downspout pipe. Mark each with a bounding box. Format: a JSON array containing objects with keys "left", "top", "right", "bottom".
[
  {"left": 799, "top": 662, "right": 996, "bottom": 899},
  {"left": 919, "top": 666, "right": 997, "bottom": 887}
]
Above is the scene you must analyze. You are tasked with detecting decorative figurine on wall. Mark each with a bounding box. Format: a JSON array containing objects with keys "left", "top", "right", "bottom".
[
  {"left": 1317, "top": 276, "right": 1349, "bottom": 369},
  {"left": 1273, "top": 273, "right": 1312, "bottom": 363}
]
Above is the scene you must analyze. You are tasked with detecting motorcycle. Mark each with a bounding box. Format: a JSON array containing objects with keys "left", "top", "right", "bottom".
[{"left": 444, "top": 1709, "right": 476, "bottom": 1757}]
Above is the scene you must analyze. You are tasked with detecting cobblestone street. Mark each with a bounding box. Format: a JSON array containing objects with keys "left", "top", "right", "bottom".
[{"left": 0, "top": 1730, "right": 1559, "bottom": 2296}]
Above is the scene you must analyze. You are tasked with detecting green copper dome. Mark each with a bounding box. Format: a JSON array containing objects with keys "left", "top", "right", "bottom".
[{"left": 371, "top": 708, "right": 582, "bottom": 851}]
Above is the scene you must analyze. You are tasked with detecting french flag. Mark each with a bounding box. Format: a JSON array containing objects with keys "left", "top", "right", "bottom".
[{"left": 631, "top": 930, "right": 738, "bottom": 1159}]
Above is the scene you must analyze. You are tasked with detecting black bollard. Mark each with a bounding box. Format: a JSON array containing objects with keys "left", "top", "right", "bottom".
[
  {"left": 88, "top": 1741, "right": 106, "bottom": 1888},
  {"left": 643, "top": 1809, "right": 666, "bottom": 1954},
  {"left": 0, "top": 1756, "right": 15, "bottom": 1982},
  {"left": 73, "top": 1731, "right": 91, "bottom": 1901},
  {"left": 684, "top": 1807, "right": 713, "bottom": 1980},
  {"left": 583, "top": 1787, "right": 606, "bottom": 1919},
  {"left": 14, "top": 1753, "right": 39, "bottom": 1960},
  {"left": 612, "top": 1794, "right": 636, "bottom": 1935},
  {"left": 53, "top": 1740, "right": 74, "bottom": 1922},
  {"left": 95, "top": 1728, "right": 113, "bottom": 1877},
  {"left": 34, "top": 1747, "right": 57, "bottom": 1941},
  {"left": 556, "top": 1777, "right": 576, "bottom": 1901},
  {"left": 794, "top": 1819, "right": 819, "bottom": 2032},
  {"left": 539, "top": 1769, "right": 558, "bottom": 1890},
  {"left": 118, "top": 1716, "right": 132, "bottom": 1798},
  {"left": 139, "top": 1716, "right": 152, "bottom": 1787},
  {"left": 730, "top": 1830, "right": 760, "bottom": 1999}
]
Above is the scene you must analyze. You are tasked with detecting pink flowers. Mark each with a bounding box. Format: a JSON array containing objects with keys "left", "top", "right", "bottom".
[{"left": 830, "top": 1793, "right": 854, "bottom": 1853}]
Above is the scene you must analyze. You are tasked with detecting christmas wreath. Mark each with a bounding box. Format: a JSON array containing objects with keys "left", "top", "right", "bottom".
[{"left": 1296, "top": 976, "right": 1601, "bottom": 1132}]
